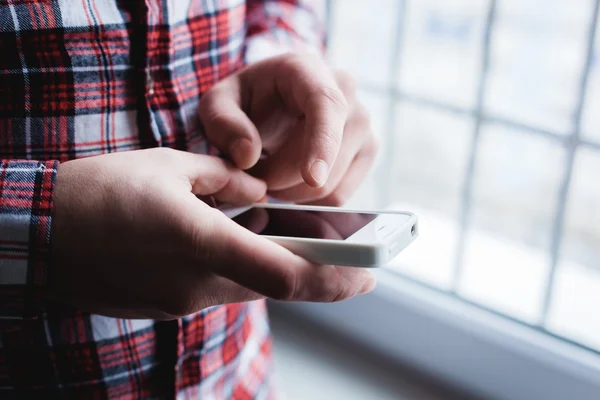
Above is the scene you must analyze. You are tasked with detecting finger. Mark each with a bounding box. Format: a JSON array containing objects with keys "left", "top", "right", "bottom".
[
  {"left": 259, "top": 98, "right": 370, "bottom": 194},
  {"left": 267, "top": 121, "right": 370, "bottom": 203},
  {"left": 272, "top": 55, "right": 349, "bottom": 188},
  {"left": 198, "top": 209, "right": 375, "bottom": 302},
  {"left": 248, "top": 125, "right": 306, "bottom": 191},
  {"left": 266, "top": 148, "right": 354, "bottom": 203},
  {"left": 309, "top": 141, "right": 377, "bottom": 207},
  {"left": 179, "top": 153, "right": 267, "bottom": 204},
  {"left": 199, "top": 78, "right": 262, "bottom": 169}
]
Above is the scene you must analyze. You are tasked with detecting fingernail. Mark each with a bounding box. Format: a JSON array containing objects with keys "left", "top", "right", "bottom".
[
  {"left": 230, "top": 139, "right": 253, "bottom": 168},
  {"left": 309, "top": 159, "right": 329, "bottom": 187}
]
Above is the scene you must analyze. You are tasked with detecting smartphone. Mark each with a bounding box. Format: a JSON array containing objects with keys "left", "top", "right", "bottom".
[{"left": 221, "top": 203, "right": 418, "bottom": 267}]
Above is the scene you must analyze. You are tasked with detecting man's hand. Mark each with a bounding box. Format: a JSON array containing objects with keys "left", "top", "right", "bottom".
[
  {"left": 199, "top": 54, "right": 376, "bottom": 206},
  {"left": 48, "top": 149, "right": 375, "bottom": 320}
]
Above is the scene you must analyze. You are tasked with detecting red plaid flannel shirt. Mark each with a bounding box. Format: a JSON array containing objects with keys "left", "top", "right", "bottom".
[{"left": 0, "top": 0, "right": 325, "bottom": 398}]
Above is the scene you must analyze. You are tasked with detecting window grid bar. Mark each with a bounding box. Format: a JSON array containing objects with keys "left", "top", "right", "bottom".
[
  {"left": 359, "top": 84, "right": 600, "bottom": 153},
  {"left": 324, "top": 0, "right": 333, "bottom": 49},
  {"left": 581, "top": 138, "right": 600, "bottom": 152},
  {"left": 582, "top": 138, "right": 600, "bottom": 151},
  {"left": 540, "top": 0, "right": 600, "bottom": 326},
  {"left": 450, "top": 0, "right": 497, "bottom": 292},
  {"left": 377, "top": 0, "right": 408, "bottom": 209},
  {"left": 399, "top": 272, "right": 600, "bottom": 358}
]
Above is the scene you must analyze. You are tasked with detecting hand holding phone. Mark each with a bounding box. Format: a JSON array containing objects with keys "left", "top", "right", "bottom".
[{"left": 48, "top": 149, "right": 378, "bottom": 320}]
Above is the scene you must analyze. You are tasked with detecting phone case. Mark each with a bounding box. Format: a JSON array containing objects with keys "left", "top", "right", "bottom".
[{"left": 220, "top": 203, "right": 418, "bottom": 267}]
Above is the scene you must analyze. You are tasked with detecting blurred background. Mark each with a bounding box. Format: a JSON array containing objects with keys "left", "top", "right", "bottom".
[{"left": 269, "top": 1, "right": 600, "bottom": 399}]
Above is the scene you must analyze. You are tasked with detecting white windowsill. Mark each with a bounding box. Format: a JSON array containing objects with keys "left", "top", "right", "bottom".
[
  {"left": 269, "top": 304, "right": 462, "bottom": 400},
  {"left": 273, "top": 269, "right": 600, "bottom": 400}
]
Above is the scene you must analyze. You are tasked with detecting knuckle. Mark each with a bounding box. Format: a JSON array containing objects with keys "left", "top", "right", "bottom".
[
  {"left": 330, "top": 290, "right": 349, "bottom": 303},
  {"left": 271, "top": 268, "right": 298, "bottom": 301},
  {"left": 201, "top": 108, "right": 231, "bottom": 128},
  {"left": 282, "top": 52, "right": 303, "bottom": 65},
  {"left": 211, "top": 172, "right": 233, "bottom": 194},
  {"left": 198, "top": 95, "right": 235, "bottom": 130},
  {"left": 280, "top": 52, "right": 318, "bottom": 69},
  {"left": 147, "top": 147, "right": 180, "bottom": 173},
  {"left": 276, "top": 53, "right": 307, "bottom": 76},
  {"left": 152, "top": 146, "right": 176, "bottom": 158},
  {"left": 311, "top": 124, "right": 343, "bottom": 160},
  {"left": 334, "top": 70, "right": 357, "bottom": 97},
  {"left": 312, "top": 86, "right": 349, "bottom": 115},
  {"left": 320, "top": 126, "right": 343, "bottom": 150},
  {"left": 325, "top": 277, "right": 353, "bottom": 303}
]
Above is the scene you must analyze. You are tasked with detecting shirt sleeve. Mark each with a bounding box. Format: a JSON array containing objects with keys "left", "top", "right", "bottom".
[
  {"left": 0, "top": 160, "right": 58, "bottom": 326},
  {"left": 244, "top": 0, "right": 327, "bottom": 64}
]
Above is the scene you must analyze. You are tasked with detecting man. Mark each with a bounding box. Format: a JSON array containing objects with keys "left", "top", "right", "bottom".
[{"left": 0, "top": 0, "right": 376, "bottom": 398}]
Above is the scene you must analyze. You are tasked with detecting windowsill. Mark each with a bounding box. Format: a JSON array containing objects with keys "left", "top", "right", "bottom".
[
  {"left": 271, "top": 269, "right": 600, "bottom": 400},
  {"left": 269, "top": 301, "right": 471, "bottom": 400}
]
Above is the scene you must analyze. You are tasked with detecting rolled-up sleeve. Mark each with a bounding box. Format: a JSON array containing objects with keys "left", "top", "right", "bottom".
[{"left": 0, "top": 160, "right": 58, "bottom": 324}]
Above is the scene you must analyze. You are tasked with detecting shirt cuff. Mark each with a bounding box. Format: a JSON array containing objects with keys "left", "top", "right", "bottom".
[{"left": 0, "top": 160, "right": 58, "bottom": 322}]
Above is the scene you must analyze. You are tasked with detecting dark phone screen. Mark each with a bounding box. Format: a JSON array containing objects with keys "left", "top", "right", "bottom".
[{"left": 231, "top": 207, "right": 377, "bottom": 240}]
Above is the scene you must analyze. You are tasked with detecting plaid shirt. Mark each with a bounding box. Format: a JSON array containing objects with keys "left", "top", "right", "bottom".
[{"left": 0, "top": 0, "right": 324, "bottom": 398}]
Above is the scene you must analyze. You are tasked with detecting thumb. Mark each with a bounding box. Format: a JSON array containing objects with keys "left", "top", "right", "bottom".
[
  {"left": 199, "top": 210, "right": 375, "bottom": 302},
  {"left": 199, "top": 78, "right": 262, "bottom": 170}
]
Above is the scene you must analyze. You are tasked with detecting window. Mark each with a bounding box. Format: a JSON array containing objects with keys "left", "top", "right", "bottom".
[
  {"left": 273, "top": 1, "right": 600, "bottom": 397},
  {"left": 328, "top": 0, "right": 600, "bottom": 354}
]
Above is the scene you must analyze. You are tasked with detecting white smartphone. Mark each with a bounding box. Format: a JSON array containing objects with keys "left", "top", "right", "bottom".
[{"left": 220, "top": 203, "right": 418, "bottom": 267}]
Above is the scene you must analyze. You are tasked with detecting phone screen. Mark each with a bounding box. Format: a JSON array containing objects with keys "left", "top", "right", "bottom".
[{"left": 231, "top": 207, "right": 377, "bottom": 240}]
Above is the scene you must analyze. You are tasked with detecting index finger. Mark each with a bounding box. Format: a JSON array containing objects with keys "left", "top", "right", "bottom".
[{"left": 274, "top": 55, "right": 349, "bottom": 188}]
